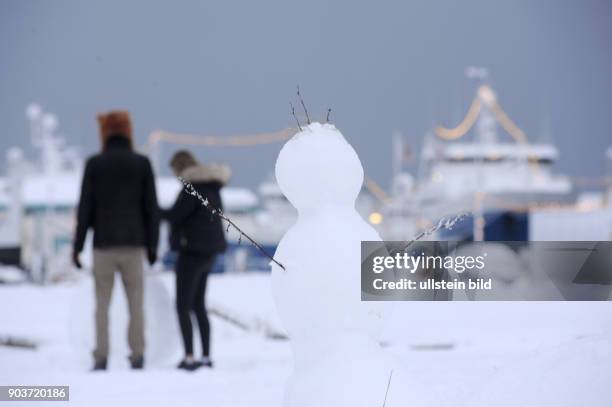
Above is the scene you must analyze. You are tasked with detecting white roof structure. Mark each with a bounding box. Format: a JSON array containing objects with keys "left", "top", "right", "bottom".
[
  {"left": 1, "top": 173, "right": 258, "bottom": 212},
  {"left": 422, "top": 142, "right": 559, "bottom": 162},
  {"left": 22, "top": 173, "right": 82, "bottom": 208},
  {"left": 157, "top": 176, "right": 258, "bottom": 210}
]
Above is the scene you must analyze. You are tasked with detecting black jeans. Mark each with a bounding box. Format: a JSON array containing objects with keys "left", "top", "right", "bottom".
[{"left": 175, "top": 252, "right": 215, "bottom": 357}]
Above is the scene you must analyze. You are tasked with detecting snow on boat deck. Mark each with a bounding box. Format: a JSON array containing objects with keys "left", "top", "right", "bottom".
[{"left": 0, "top": 273, "right": 610, "bottom": 406}]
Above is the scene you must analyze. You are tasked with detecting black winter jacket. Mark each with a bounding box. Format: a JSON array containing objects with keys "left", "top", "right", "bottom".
[
  {"left": 73, "top": 135, "right": 160, "bottom": 256},
  {"left": 163, "top": 164, "right": 230, "bottom": 256}
]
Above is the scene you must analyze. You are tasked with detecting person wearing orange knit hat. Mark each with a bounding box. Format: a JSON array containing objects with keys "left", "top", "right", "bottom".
[{"left": 73, "top": 110, "right": 159, "bottom": 371}]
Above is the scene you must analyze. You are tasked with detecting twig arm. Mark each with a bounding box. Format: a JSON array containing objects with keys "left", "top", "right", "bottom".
[{"left": 179, "top": 178, "right": 286, "bottom": 271}]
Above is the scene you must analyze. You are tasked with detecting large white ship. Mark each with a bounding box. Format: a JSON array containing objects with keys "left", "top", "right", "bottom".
[{"left": 378, "top": 69, "right": 612, "bottom": 242}]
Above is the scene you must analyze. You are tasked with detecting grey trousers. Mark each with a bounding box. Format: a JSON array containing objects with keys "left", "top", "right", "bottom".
[{"left": 92, "top": 248, "right": 145, "bottom": 361}]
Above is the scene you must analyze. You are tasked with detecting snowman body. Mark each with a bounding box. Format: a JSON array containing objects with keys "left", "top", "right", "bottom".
[{"left": 272, "top": 123, "right": 390, "bottom": 407}]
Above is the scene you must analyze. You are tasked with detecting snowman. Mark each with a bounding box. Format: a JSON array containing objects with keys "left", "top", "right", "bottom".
[{"left": 271, "top": 122, "right": 392, "bottom": 407}]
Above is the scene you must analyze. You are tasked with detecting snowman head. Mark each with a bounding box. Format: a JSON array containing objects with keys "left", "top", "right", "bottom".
[{"left": 275, "top": 122, "right": 364, "bottom": 211}]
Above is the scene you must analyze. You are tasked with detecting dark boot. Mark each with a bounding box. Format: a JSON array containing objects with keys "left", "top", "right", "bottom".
[
  {"left": 130, "top": 355, "right": 144, "bottom": 370},
  {"left": 177, "top": 359, "right": 202, "bottom": 372},
  {"left": 200, "top": 357, "right": 213, "bottom": 368},
  {"left": 92, "top": 358, "right": 107, "bottom": 371}
]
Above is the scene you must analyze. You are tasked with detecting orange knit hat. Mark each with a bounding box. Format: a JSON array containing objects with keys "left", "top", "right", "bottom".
[{"left": 97, "top": 110, "right": 133, "bottom": 148}]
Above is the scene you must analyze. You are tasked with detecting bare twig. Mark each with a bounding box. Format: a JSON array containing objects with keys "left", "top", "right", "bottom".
[
  {"left": 396, "top": 212, "right": 470, "bottom": 253},
  {"left": 0, "top": 335, "right": 37, "bottom": 350},
  {"left": 382, "top": 370, "right": 393, "bottom": 407},
  {"left": 208, "top": 307, "right": 251, "bottom": 331},
  {"left": 208, "top": 305, "right": 288, "bottom": 340},
  {"left": 326, "top": 108, "right": 332, "bottom": 123},
  {"left": 180, "top": 178, "right": 286, "bottom": 271},
  {"left": 297, "top": 86, "right": 311, "bottom": 124},
  {"left": 290, "top": 102, "right": 302, "bottom": 131}
]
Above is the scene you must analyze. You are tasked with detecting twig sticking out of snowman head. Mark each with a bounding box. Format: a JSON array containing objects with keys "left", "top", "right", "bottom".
[
  {"left": 290, "top": 102, "right": 302, "bottom": 132},
  {"left": 179, "top": 177, "right": 286, "bottom": 271},
  {"left": 291, "top": 86, "right": 332, "bottom": 129},
  {"left": 296, "top": 86, "right": 311, "bottom": 125}
]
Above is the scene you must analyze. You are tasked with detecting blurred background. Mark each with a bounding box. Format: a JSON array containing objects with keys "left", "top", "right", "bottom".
[
  {"left": 1, "top": 0, "right": 612, "bottom": 278},
  {"left": 2, "top": 0, "right": 611, "bottom": 183},
  {"left": 0, "top": 1, "right": 611, "bottom": 406}
]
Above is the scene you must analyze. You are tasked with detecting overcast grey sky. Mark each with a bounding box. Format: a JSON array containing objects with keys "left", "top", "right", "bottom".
[{"left": 1, "top": 0, "right": 611, "bottom": 187}]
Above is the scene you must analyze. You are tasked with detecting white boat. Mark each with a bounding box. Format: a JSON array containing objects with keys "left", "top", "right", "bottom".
[{"left": 380, "top": 70, "right": 611, "bottom": 242}]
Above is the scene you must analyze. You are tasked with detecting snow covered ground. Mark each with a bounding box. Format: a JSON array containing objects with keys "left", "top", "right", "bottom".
[{"left": 0, "top": 272, "right": 611, "bottom": 406}]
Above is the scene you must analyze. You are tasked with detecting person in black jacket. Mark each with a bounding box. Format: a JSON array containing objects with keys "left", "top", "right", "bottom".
[
  {"left": 163, "top": 150, "right": 230, "bottom": 371},
  {"left": 72, "top": 111, "right": 159, "bottom": 371}
]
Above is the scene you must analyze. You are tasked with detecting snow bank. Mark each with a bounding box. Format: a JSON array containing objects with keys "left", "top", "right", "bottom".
[{"left": 0, "top": 274, "right": 610, "bottom": 406}]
